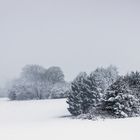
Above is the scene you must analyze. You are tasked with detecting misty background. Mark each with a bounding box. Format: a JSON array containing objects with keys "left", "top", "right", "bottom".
[{"left": 0, "top": 0, "right": 140, "bottom": 87}]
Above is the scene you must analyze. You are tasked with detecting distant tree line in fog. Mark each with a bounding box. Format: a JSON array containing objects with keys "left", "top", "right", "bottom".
[{"left": 8, "top": 65, "right": 70, "bottom": 100}]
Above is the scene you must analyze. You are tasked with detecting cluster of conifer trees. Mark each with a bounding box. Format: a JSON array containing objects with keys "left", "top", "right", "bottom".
[{"left": 67, "top": 66, "right": 140, "bottom": 119}]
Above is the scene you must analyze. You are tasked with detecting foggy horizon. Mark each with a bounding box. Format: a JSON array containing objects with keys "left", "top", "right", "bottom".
[{"left": 0, "top": 0, "right": 140, "bottom": 87}]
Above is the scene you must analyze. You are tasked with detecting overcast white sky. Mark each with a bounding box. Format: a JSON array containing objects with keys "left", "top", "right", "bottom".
[{"left": 0, "top": 0, "right": 140, "bottom": 86}]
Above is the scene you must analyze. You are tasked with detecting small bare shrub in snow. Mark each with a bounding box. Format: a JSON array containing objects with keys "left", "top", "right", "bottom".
[{"left": 48, "top": 82, "right": 70, "bottom": 99}]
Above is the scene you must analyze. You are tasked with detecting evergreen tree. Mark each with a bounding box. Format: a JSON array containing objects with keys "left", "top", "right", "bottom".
[
  {"left": 67, "top": 72, "right": 87, "bottom": 116},
  {"left": 103, "top": 77, "right": 139, "bottom": 118},
  {"left": 80, "top": 75, "right": 101, "bottom": 114},
  {"left": 8, "top": 91, "right": 17, "bottom": 100},
  {"left": 67, "top": 72, "right": 101, "bottom": 116},
  {"left": 124, "top": 71, "right": 140, "bottom": 88},
  {"left": 124, "top": 71, "right": 140, "bottom": 101}
]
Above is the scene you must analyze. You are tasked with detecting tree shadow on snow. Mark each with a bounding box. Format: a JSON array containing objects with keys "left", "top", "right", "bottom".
[{"left": 58, "top": 115, "right": 72, "bottom": 119}]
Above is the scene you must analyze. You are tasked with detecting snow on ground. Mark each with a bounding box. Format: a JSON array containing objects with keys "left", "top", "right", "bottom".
[{"left": 0, "top": 98, "right": 140, "bottom": 140}]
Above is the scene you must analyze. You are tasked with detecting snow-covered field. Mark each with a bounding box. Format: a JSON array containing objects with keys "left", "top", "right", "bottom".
[{"left": 0, "top": 98, "right": 140, "bottom": 140}]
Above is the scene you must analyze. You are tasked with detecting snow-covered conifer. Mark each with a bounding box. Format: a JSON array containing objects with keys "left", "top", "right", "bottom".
[
  {"left": 67, "top": 72, "right": 101, "bottom": 116},
  {"left": 124, "top": 71, "right": 140, "bottom": 101},
  {"left": 103, "top": 77, "right": 139, "bottom": 118},
  {"left": 67, "top": 72, "right": 87, "bottom": 116}
]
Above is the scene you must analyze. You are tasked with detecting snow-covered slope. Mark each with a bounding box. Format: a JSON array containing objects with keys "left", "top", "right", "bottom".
[{"left": 0, "top": 98, "right": 140, "bottom": 140}]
